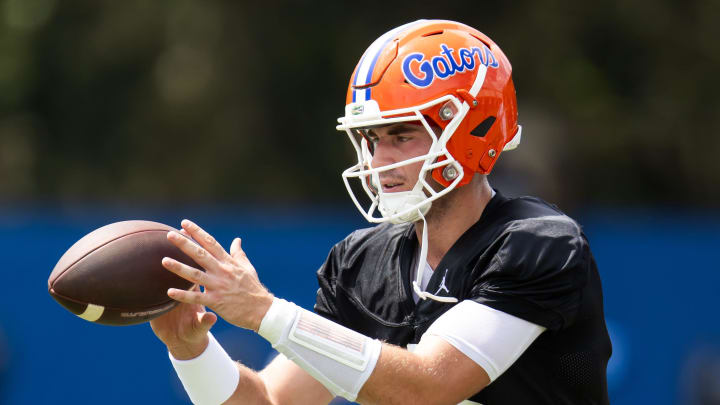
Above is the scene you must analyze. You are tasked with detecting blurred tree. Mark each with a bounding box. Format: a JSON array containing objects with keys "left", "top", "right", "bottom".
[{"left": 0, "top": 0, "right": 717, "bottom": 208}]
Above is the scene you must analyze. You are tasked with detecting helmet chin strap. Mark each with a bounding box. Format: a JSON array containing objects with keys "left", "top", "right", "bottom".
[
  {"left": 378, "top": 190, "right": 429, "bottom": 224},
  {"left": 412, "top": 209, "right": 459, "bottom": 303},
  {"left": 374, "top": 172, "right": 458, "bottom": 303}
]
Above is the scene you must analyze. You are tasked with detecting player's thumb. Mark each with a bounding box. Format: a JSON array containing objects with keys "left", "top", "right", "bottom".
[
  {"left": 230, "top": 237, "right": 242, "bottom": 258},
  {"left": 197, "top": 311, "right": 218, "bottom": 333}
]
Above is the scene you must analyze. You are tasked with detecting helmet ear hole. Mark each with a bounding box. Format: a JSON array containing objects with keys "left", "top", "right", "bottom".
[{"left": 470, "top": 116, "right": 496, "bottom": 138}]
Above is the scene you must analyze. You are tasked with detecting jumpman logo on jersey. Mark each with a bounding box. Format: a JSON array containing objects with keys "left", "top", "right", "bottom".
[{"left": 435, "top": 269, "right": 451, "bottom": 295}]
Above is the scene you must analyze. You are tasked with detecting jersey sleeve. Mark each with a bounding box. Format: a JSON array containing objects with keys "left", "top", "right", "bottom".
[
  {"left": 470, "top": 216, "right": 589, "bottom": 331},
  {"left": 423, "top": 300, "right": 545, "bottom": 381},
  {"left": 314, "top": 242, "right": 343, "bottom": 323}
]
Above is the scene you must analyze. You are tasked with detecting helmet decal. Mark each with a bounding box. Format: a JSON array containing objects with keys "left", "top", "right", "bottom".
[
  {"left": 402, "top": 43, "right": 499, "bottom": 88},
  {"left": 352, "top": 20, "right": 425, "bottom": 103}
]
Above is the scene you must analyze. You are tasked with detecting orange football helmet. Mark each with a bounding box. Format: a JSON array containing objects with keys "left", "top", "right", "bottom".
[{"left": 337, "top": 19, "right": 521, "bottom": 224}]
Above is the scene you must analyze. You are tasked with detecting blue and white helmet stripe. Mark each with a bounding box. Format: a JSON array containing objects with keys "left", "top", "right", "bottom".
[{"left": 352, "top": 20, "right": 425, "bottom": 103}]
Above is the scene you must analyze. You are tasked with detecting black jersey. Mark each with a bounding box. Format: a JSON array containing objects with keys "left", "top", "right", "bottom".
[{"left": 314, "top": 190, "right": 611, "bottom": 404}]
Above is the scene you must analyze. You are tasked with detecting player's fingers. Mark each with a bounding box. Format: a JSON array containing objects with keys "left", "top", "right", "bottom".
[
  {"left": 167, "top": 231, "right": 222, "bottom": 274},
  {"left": 162, "top": 257, "right": 214, "bottom": 287},
  {"left": 181, "top": 219, "right": 233, "bottom": 262},
  {"left": 167, "top": 287, "right": 209, "bottom": 306}
]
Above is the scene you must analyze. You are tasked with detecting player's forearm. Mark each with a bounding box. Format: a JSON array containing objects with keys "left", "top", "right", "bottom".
[
  {"left": 357, "top": 344, "right": 430, "bottom": 405},
  {"left": 360, "top": 332, "right": 494, "bottom": 405},
  {"left": 170, "top": 332, "right": 274, "bottom": 405},
  {"left": 222, "top": 363, "right": 275, "bottom": 405},
  {"left": 256, "top": 298, "right": 486, "bottom": 405},
  {"left": 357, "top": 344, "right": 459, "bottom": 405}
]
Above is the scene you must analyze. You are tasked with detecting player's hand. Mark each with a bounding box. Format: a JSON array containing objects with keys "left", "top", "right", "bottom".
[
  {"left": 161, "top": 219, "right": 274, "bottom": 332},
  {"left": 149, "top": 285, "right": 217, "bottom": 360}
]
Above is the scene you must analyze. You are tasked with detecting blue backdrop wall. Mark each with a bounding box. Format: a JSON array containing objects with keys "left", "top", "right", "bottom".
[{"left": 0, "top": 206, "right": 718, "bottom": 404}]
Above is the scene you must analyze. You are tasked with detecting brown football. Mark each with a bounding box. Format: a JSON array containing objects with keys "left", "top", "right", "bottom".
[{"left": 48, "top": 220, "right": 198, "bottom": 326}]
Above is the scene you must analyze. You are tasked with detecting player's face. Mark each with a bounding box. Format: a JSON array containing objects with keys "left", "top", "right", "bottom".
[{"left": 365, "top": 122, "right": 433, "bottom": 193}]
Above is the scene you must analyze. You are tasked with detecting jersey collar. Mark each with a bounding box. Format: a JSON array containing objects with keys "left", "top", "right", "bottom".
[{"left": 397, "top": 189, "right": 507, "bottom": 315}]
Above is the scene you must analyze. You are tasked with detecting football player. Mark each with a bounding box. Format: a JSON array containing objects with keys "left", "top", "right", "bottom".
[{"left": 151, "top": 19, "right": 611, "bottom": 404}]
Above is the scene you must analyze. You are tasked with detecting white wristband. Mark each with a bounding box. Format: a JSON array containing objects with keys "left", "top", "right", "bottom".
[
  {"left": 258, "top": 297, "right": 381, "bottom": 401},
  {"left": 169, "top": 332, "right": 240, "bottom": 405}
]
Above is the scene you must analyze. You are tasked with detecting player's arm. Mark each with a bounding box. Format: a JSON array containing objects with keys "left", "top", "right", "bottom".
[
  {"left": 214, "top": 352, "right": 334, "bottom": 405},
  {"left": 361, "top": 337, "right": 488, "bottom": 405},
  {"left": 161, "top": 220, "right": 543, "bottom": 404},
  {"left": 251, "top": 296, "right": 543, "bottom": 405},
  {"left": 358, "top": 300, "right": 544, "bottom": 404},
  {"left": 227, "top": 330, "right": 490, "bottom": 405},
  {"left": 255, "top": 353, "right": 334, "bottom": 405},
  {"left": 151, "top": 298, "right": 333, "bottom": 405},
  {"left": 161, "top": 297, "right": 540, "bottom": 405}
]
